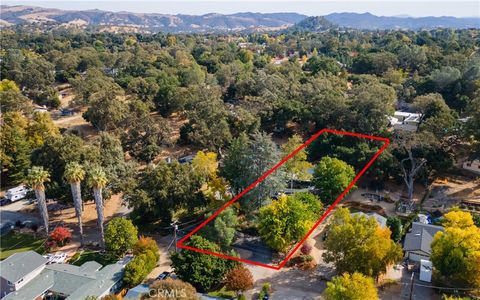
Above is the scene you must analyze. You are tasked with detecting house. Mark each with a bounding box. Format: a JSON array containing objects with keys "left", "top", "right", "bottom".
[
  {"left": 462, "top": 159, "right": 480, "bottom": 175},
  {"left": 388, "top": 111, "right": 422, "bottom": 131},
  {"left": 403, "top": 222, "right": 444, "bottom": 263},
  {"left": 124, "top": 284, "right": 150, "bottom": 299},
  {"left": 0, "top": 251, "right": 48, "bottom": 298},
  {"left": 351, "top": 212, "right": 387, "bottom": 228},
  {"left": 0, "top": 251, "right": 130, "bottom": 300}
]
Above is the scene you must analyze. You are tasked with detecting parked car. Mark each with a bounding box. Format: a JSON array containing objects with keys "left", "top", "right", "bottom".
[
  {"left": 0, "top": 197, "right": 12, "bottom": 206},
  {"left": 0, "top": 221, "right": 14, "bottom": 235},
  {"left": 178, "top": 155, "right": 195, "bottom": 164},
  {"left": 156, "top": 271, "right": 171, "bottom": 280}
]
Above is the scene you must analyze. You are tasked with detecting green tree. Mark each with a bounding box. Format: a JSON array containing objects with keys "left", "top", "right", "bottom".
[
  {"left": 201, "top": 207, "right": 238, "bottom": 247},
  {"left": 282, "top": 135, "right": 313, "bottom": 188},
  {"left": 171, "top": 235, "right": 238, "bottom": 292},
  {"left": 386, "top": 216, "right": 402, "bottom": 242},
  {"left": 180, "top": 86, "right": 231, "bottom": 150},
  {"left": 124, "top": 249, "right": 157, "bottom": 287},
  {"left": 0, "top": 112, "right": 31, "bottom": 184},
  {"left": 83, "top": 87, "right": 127, "bottom": 131},
  {"left": 220, "top": 132, "right": 286, "bottom": 210},
  {"left": 104, "top": 217, "right": 138, "bottom": 258},
  {"left": 313, "top": 156, "right": 355, "bottom": 205},
  {"left": 324, "top": 272, "right": 379, "bottom": 300},
  {"left": 258, "top": 194, "right": 317, "bottom": 252},
  {"left": 125, "top": 161, "right": 204, "bottom": 222},
  {"left": 87, "top": 166, "right": 109, "bottom": 250},
  {"left": 64, "top": 162, "right": 86, "bottom": 245},
  {"left": 0, "top": 79, "right": 31, "bottom": 112},
  {"left": 25, "top": 166, "right": 50, "bottom": 234},
  {"left": 323, "top": 208, "right": 402, "bottom": 279}
]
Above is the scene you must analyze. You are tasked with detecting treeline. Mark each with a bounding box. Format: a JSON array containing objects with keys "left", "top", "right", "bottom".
[{"left": 1, "top": 26, "right": 479, "bottom": 210}]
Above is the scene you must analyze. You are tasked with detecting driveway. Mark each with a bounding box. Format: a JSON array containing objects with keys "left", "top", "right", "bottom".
[{"left": 0, "top": 199, "right": 40, "bottom": 228}]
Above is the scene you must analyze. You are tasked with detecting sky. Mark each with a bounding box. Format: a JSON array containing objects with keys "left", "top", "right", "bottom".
[{"left": 2, "top": 0, "right": 480, "bottom": 18}]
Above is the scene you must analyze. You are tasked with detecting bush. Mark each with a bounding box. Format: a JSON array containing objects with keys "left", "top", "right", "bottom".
[
  {"left": 148, "top": 278, "right": 199, "bottom": 299},
  {"left": 224, "top": 266, "right": 254, "bottom": 293},
  {"left": 300, "top": 242, "right": 312, "bottom": 255},
  {"left": 258, "top": 283, "right": 271, "bottom": 300},
  {"left": 134, "top": 236, "right": 160, "bottom": 261},
  {"left": 50, "top": 226, "right": 72, "bottom": 246},
  {"left": 124, "top": 249, "right": 157, "bottom": 287}
]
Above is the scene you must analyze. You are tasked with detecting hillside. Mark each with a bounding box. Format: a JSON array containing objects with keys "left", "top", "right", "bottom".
[{"left": 1, "top": 5, "right": 479, "bottom": 32}]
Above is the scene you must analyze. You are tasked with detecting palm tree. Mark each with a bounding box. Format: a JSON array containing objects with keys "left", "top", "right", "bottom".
[
  {"left": 87, "top": 166, "right": 108, "bottom": 250},
  {"left": 64, "top": 162, "right": 86, "bottom": 246},
  {"left": 25, "top": 166, "right": 50, "bottom": 235}
]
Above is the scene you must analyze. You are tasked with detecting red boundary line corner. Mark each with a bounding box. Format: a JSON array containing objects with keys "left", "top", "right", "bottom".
[{"left": 177, "top": 128, "right": 390, "bottom": 270}]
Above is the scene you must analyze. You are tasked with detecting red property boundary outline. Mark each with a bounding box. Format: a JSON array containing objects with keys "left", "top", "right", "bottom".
[{"left": 177, "top": 128, "right": 390, "bottom": 270}]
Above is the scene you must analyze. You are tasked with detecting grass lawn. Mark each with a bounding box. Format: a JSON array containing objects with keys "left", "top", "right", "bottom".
[
  {"left": 69, "top": 250, "right": 116, "bottom": 266},
  {"left": 208, "top": 287, "right": 236, "bottom": 299},
  {"left": 0, "top": 232, "right": 46, "bottom": 260}
]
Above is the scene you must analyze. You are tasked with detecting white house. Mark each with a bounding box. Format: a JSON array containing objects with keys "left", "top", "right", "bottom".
[{"left": 388, "top": 111, "right": 422, "bottom": 131}]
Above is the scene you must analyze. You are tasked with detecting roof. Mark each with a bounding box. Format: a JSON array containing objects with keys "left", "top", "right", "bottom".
[
  {"left": 0, "top": 250, "right": 48, "bottom": 283},
  {"left": 66, "top": 262, "right": 125, "bottom": 299},
  {"left": 351, "top": 212, "right": 387, "bottom": 228},
  {"left": 403, "top": 222, "right": 444, "bottom": 254},
  {"left": 2, "top": 252, "right": 126, "bottom": 300},
  {"left": 124, "top": 284, "right": 150, "bottom": 299}
]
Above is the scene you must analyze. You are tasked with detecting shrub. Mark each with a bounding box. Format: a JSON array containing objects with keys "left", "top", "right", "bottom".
[
  {"left": 258, "top": 283, "right": 271, "bottom": 300},
  {"left": 124, "top": 249, "right": 157, "bottom": 287},
  {"left": 134, "top": 236, "right": 160, "bottom": 261},
  {"left": 224, "top": 266, "right": 254, "bottom": 294},
  {"left": 148, "top": 278, "right": 199, "bottom": 299},
  {"left": 300, "top": 242, "right": 312, "bottom": 255},
  {"left": 50, "top": 226, "right": 72, "bottom": 246}
]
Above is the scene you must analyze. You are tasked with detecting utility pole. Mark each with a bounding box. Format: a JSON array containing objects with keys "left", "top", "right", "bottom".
[
  {"left": 171, "top": 222, "right": 179, "bottom": 252},
  {"left": 409, "top": 272, "right": 415, "bottom": 300}
]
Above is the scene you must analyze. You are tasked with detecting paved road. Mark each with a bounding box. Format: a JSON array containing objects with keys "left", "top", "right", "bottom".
[{"left": 0, "top": 199, "right": 39, "bottom": 228}]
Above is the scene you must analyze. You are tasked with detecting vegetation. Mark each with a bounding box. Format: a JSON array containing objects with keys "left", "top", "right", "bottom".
[
  {"left": 324, "top": 272, "right": 379, "bottom": 300},
  {"left": 323, "top": 208, "right": 402, "bottom": 279},
  {"left": 0, "top": 232, "right": 45, "bottom": 260},
  {"left": 431, "top": 210, "right": 480, "bottom": 289},
  {"left": 313, "top": 156, "right": 356, "bottom": 205},
  {"left": 25, "top": 166, "right": 50, "bottom": 234},
  {"left": 49, "top": 226, "right": 72, "bottom": 246},
  {"left": 258, "top": 193, "right": 321, "bottom": 251},
  {"left": 104, "top": 217, "right": 139, "bottom": 258},
  {"left": 148, "top": 278, "right": 199, "bottom": 299},
  {"left": 171, "top": 236, "right": 239, "bottom": 292},
  {"left": 224, "top": 266, "right": 254, "bottom": 294}
]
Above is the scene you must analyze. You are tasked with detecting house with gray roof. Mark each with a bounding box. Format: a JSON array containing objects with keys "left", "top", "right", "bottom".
[
  {"left": 0, "top": 251, "right": 130, "bottom": 300},
  {"left": 0, "top": 251, "right": 48, "bottom": 298},
  {"left": 403, "top": 222, "right": 444, "bottom": 262}
]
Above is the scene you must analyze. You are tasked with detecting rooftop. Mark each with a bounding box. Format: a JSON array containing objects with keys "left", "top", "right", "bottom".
[
  {"left": 0, "top": 250, "right": 48, "bottom": 283},
  {"left": 403, "top": 222, "right": 444, "bottom": 254}
]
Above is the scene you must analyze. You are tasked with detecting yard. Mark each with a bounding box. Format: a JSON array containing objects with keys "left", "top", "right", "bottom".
[
  {"left": 0, "top": 232, "right": 46, "bottom": 260},
  {"left": 69, "top": 250, "right": 116, "bottom": 266}
]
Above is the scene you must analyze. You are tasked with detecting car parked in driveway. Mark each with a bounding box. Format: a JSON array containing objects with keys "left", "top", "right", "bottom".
[{"left": 0, "top": 197, "right": 12, "bottom": 206}]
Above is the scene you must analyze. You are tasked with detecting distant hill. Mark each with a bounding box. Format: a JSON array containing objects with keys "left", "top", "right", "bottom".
[
  {"left": 287, "top": 16, "right": 335, "bottom": 32},
  {"left": 0, "top": 5, "right": 306, "bottom": 32},
  {"left": 1, "top": 5, "right": 478, "bottom": 32},
  {"left": 324, "top": 12, "right": 479, "bottom": 30}
]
